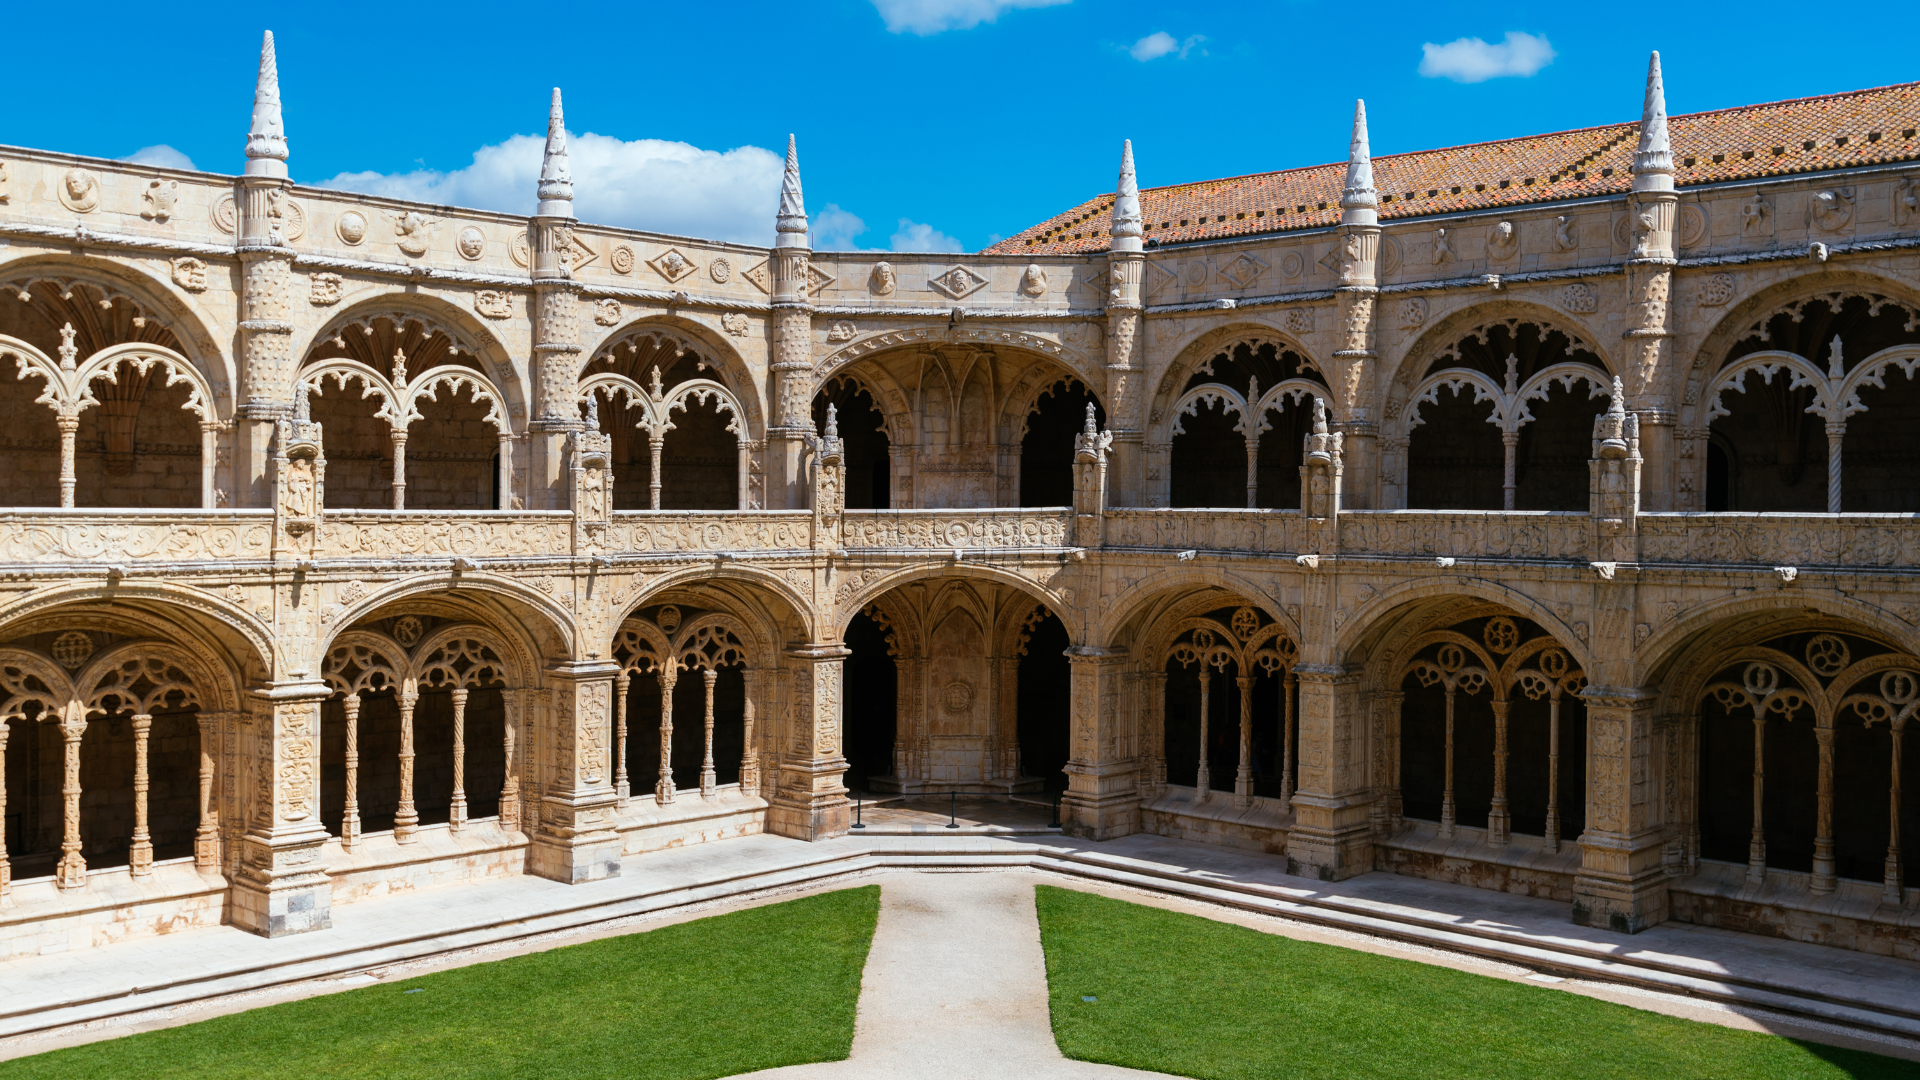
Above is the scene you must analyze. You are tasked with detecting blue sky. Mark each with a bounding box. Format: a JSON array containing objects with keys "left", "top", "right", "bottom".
[{"left": 13, "top": 1, "right": 1912, "bottom": 252}]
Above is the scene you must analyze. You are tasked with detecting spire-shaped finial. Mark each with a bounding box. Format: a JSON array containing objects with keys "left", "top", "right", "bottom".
[
  {"left": 1083, "top": 401, "right": 1099, "bottom": 436},
  {"left": 294, "top": 382, "right": 312, "bottom": 424},
  {"left": 1631, "top": 52, "right": 1674, "bottom": 194},
  {"left": 825, "top": 403, "right": 839, "bottom": 439},
  {"left": 1340, "top": 100, "right": 1377, "bottom": 225},
  {"left": 1110, "top": 140, "right": 1143, "bottom": 252},
  {"left": 244, "top": 31, "right": 289, "bottom": 178},
  {"left": 582, "top": 390, "right": 600, "bottom": 429},
  {"left": 775, "top": 135, "right": 810, "bottom": 249},
  {"left": 1312, "top": 396, "right": 1330, "bottom": 436},
  {"left": 536, "top": 88, "right": 575, "bottom": 218}
]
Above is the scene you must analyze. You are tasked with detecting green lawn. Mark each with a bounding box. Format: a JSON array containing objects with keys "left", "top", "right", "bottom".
[
  {"left": 1035, "top": 885, "right": 1919, "bottom": 1080},
  {"left": 2, "top": 885, "right": 880, "bottom": 1080}
]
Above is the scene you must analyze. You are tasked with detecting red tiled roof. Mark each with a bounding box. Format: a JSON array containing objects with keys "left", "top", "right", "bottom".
[{"left": 984, "top": 82, "right": 1920, "bottom": 255}]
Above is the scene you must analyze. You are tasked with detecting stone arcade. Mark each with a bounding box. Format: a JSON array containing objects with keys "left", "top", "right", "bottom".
[{"left": 1, "top": 37, "right": 1919, "bottom": 961}]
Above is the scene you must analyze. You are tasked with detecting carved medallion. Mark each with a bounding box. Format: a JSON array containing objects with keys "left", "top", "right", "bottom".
[
  {"left": 722, "top": 312, "right": 749, "bottom": 336},
  {"left": 510, "top": 228, "right": 531, "bottom": 267},
  {"left": 392, "top": 615, "right": 424, "bottom": 648},
  {"left": 1560, "top": 281, "right": 1598, "bottom": 313},
  {"left": 1398, "top": 297, "right": 1429, "bottom": 327},
  {"left": 1280, "top": 251, "right": 1304, "bottom": 279},
  {"left": 1809, "top": 189, "right": 1854, "bottom": 232},
  {"left": 336, "top": 210, "right": 368, "bottom": 246},
  {"left": 1698, "top": 273, "right": 1735, "bottom": 307},
  {"left": 141, "top": 179, "right": 178, "bottom": 222},
  {"left": 1021, "top": 264, "right": 1049, "bottom": 297},
  {"left": 943, "top": 679, "right": 975, "bottom": 714},
  {"left": 1678, "top": 203, "right": 1708, "bottom": 248},
  {"left": 709, "top": 255, "right": 732, "bottom": 283},
  {"left": 648, "top": 248, "right": 697, "bottom": 283},
  {"left": 929, "top": 265, "right": 988, "bottom": 299},
  {"left": 1486, "top": 221, "right": 1519, "bottom": 260},
  {"left": 610, "top": 245, "right": 635, "bottom": 274},
  {"left": 211, "top": 193, "right": 237, "bottom": 233},
  {"left": 594, "top": 298, "right": 622, "bottom": 326},
  {"left": 58, "top": 168, "right": 100, "bottom": 213},
  {"left": 456, "top": 226, "right": 486, "bottom": 261},
  {"left": 1283, "top": 308, "right": 1312, "bottom": 336},
  {"left": 827, "top": 320, "right": 856, "bottom": 342},
  {"left": 870, "top": 261, "right": 896, "bottom": 296}
]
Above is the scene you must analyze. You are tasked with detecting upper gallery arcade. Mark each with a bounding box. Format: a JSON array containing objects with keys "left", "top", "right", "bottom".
[{"left": 1, "top": 33, "right": 1919, "bottom": 968}]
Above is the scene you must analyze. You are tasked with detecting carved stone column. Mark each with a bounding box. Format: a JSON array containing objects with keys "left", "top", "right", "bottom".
[
  {"left": 769, "top": 644, "right": 852, "bottom": 840},
  {"left": 1105, "top": 140, "right": 1145, "bottom": 507},
  {"left": 194, "top": 710, "right": 223, "bottom": 868},
  {"left": 1573, "top": 685, "right": 1669, "bottom": 933},
  {"left": 230, "top": 680, "right": 333, "bottom": 937},
  {"left": 129, "top": 713, "right": 154, "bottom": 876},
  {"left": 1286, "top": 663, "right": 1374, "bottom": 880},
  {"left": 54, "top": 702, "right": 88, "bottom": 890},
  {"left": 1624, "top": 53, "right": 1679, "bottom": 511},
  {"left": 1061, "top": 646, "right": 1138, "bottom": 839},
  {"left": 528, "top": 660, "right": 623, "bottom": 884},
  {"left": 1142, "top": 670, "right": 1167, "bottom": 798},
  {"left": 739, "top": 668, "right": 763, "bottom": 793}
]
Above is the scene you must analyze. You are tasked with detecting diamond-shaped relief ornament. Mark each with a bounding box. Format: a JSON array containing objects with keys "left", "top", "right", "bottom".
[
  {"left": 648, "top": 248, "right": 698, "bottom": 284},
  {"left": 1217, "top": 253, "right": 1268, "bottom": 290},
  {"left": 742, "top": 259, "right": 772, "bottom": 294},
  {"left": 565, "top": 232, "right": 600, "bottom": 271},
  {"left": 1143, "top": 260, "right": 1179, "bottom": 298},
  {"left": 805, "top": 264, "right": 837, "bottom": 296},
  {"left": 929, "top": 265, "right": 989, "bottom": 300}
]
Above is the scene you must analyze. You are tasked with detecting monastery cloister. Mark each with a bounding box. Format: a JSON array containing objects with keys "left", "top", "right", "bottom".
[{"left": 0, "top": 35, "right": 1918, "bottom": 965}]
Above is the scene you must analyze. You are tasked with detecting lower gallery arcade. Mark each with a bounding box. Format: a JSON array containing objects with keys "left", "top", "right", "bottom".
[{"left": 4, "top": 570, "right": 1917, "bottom": 964}]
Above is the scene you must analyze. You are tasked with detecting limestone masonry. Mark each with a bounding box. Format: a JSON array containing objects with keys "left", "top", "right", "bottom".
[{"left": 0, "top": 37, "right": 1916, "bottom": 961}]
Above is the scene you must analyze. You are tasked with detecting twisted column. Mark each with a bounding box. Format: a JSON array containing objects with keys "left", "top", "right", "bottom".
[
  {"left": 1502, "top": 430, "right": 1519, "bottom": 510},
  {"left": 1826, "top": 421, "right": 1845, "bottom": 513},
  {"left": 395, "top": 689, "right": 418, "bottom": 843},
  {"left": 701, "top": 668, "right": 718, "bottom": 796},
  {"left": 1235, "top": 674, "right": 1254, "bottom": 807},
  {"left": 390, "top": 428, "right": 409, "bottom": 511},
  {"left": 499, "top": 690, "right": 521, "bottom": 831},
  {"left": 195, "top": 711, "right": 219, "bottom": 868},
  {"left": 341, "top": 693, "right": 361, "bottom": 851},
  {"left": 657, "top": 668, "right": 677, "bottom": 803},
  {"left": 1439, "top": 686, "right": 1457, "bottom": 839},
  {"left": 1196, "top": 670, "right": 1212, "bottom": 799},
  {"left": 130, "top": 714, "right": 153, "bottom": 876},
  {"left": 57, "top": 414, "right": 79, "bottom": 508},
  {"left": 614, "top": 672, "right": 631, "bottom": 805},
  {"left": 1812, "top": 725, "right": 1835, "bottom": 893},
  {"left": 55, "top": 706, "right": 87, "bottom": 890},
  {"left": 1488, "top": 699, "right": 1511, "bottom": 846},
  {"left": 449, "top": 688, "right": 469, "bottom": 831}
]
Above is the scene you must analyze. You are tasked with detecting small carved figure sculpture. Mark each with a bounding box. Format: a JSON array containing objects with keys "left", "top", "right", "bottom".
[
  {"left": 871, "top": 261, "right": 896, "bottom": 296},
  {"left": 1432, "top": 228, "right": 1454, "bottom": 263},
  {"left": 60, "top": 168, "right": 99, "bottom": 212},
  {"left": 1553, "top": 214, "right": 1577, "bottom": 251}
]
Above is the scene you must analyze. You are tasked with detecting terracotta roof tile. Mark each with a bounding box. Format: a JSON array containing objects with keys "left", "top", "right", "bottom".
[{"left": 984, "top": 82, "right": 1920, "bottom": 256}]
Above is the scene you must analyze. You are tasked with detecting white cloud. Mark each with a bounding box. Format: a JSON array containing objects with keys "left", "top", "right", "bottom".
[
  {"left": 1129, "top": 32, "right": 1205, "bottom": 61},
  {"left": 890, "top": 219, "right": 965, "bottom": 253},
  {"left": 871, "top": 0, "right": 1068, "bottom": 35},
  {"left": 812, "top": 204, "right": 872, "bottom": 250},
  {"left": 121, "top": 145, "right": 197, "bottom": 171},
  {"left": 1418, "top": 31, "right": 1556, "bottom": 83},
  {"left": 318, "top": 132, "right": 786, "bottom": 246}
]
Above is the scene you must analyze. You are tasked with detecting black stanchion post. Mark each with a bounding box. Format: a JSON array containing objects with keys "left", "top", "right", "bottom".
[
  {"left": 946, "top": 790, "right": 960, "bottom": 829},
  {"left": 853, "top": 791, "right": 865, "bottom": 830}
]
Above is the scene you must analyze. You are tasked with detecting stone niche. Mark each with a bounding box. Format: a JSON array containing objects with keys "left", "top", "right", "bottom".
[{"left": 927, "top": 609, "right": 989, "bottom": 781}]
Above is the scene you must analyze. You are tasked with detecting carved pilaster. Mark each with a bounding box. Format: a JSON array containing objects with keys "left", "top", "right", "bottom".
[
  {"left": 236, "top": 176, "right": 296, "bottom": 509},
  {"left": 529, "top": 660, "right": 622, "bottom": 884},
  {"left": 528, "top": 217, "right": 582, "bottom": 510},
  {"left": 1061, "top": 646, "right": 1138, "bottom": 839},
  {"left": 769, "top": 643, "right": 851, "bottom": 840},
  {"left": 1574, "top": 686, "right": 1669, "bottom": 933},
  {"left": 769, "top": 303, "right": 815, "bottom": 511},
  {"left": 229, "top": 680, "right": 332, "bottom": 937},
  {"left": 1286, "top": 663, "right": 1373, "bottom": 880}
]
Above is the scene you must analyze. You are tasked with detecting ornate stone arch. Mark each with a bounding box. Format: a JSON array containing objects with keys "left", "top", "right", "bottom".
[
  {"left": 0, "top": 253, "right": 234, "bottom": 413},
  {"left": 296, "top": 293, "right": 525, "bottom": 427},
  {"left": 614, "top": 565, "right": 816, "bottom": 651},
  {"left": 834, "top": 565, "right": 1074, "bottom": 645},
  {"left": 818, "top": 326, "right": 1102, "bottom": 395},
  {"left": 1385, "top": 300, "right": 1613, "bottom": 425},
  {"left": 1147, "top": 321, "right": 1325, "bottom": 443},
  {"left": 1682, "top": 268, "right": 1920, "bottom": 426},
  {"left": 815, "top": 365, "right": 912, "bottom": 445},
  {"left": 583, "top": 315, "right": 766, "bottom": 438},
  {"left": 1637, "top": 593, "right": 1920, "bottom": 693},
  {"left": 1095, "top": 569, "right": 1295, "bottom": 656},
  {"left": 319, "top": 573, "right": 573, "bottom": 674},
  {"left": 1336, "top": 578, "right": 1591, "bottom": 678},
  {"left": 0, "top": 586, "right": 271, "bottom": 697},
  {"left": 997, "top": 360, "right": 1108, "bottom": 445}
]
